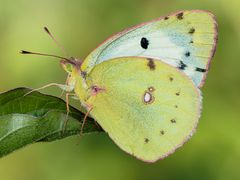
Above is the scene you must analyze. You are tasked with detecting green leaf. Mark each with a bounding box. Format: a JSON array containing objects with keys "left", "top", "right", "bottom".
[{"left": 0, "top": 88, "right": 102, "bottom": 158}]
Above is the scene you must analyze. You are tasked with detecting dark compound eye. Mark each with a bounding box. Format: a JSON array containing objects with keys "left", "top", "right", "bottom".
[{"left": 140, "top": 37, "right": 149, "bottom": 49}]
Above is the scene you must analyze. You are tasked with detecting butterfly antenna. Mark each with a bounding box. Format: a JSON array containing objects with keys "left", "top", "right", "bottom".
[
  {"left": 20, "top": 50, "right": 70, "bottom": 62},
  {"left": 43, "top": 26, "right": 68, "bottom": 57}
]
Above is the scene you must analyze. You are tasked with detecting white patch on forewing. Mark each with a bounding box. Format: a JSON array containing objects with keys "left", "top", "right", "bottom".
[
  {"left": 141, "top": 31, "right": 184, "bottom": 58},
  {"left": 97, "top": 30, "right": 184, "bottom": 68}
]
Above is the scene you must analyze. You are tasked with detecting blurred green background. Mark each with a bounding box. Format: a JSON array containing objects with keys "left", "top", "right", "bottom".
[{"left": 0, "top": 0, "right": 239, "bottom": 180}]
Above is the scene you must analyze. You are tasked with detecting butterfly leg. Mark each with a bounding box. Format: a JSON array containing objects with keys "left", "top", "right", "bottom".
[
  {"left": 24, "top": 83, "right": 72, "bottom": 96},
  {"left": 80, "top": 106, "right": 93, "bottom": 135},
  {"left": 60, "top": 74, "right": 71, "bottom": 98},
  {"left": 61, "top": 92, "right": 79, "bottom": 134},
  {"left": 61, "top": 92, "right": 70, "bottom": 134}
]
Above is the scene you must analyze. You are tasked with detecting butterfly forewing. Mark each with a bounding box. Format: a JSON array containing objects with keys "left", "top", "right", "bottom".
[{"left": 81, "top": 10, "right": 217, "bottom": 87}]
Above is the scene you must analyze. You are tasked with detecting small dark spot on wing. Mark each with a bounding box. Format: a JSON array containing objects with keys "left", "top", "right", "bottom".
[
  {"left": 195, "top": 67, "right": 206, "bottom": 72},
  {"left": 176, "top": 12, "right": 184, "bottom": 20},
  {"left": 170, "top": 119, "right": 176, "bottom": 123},
  {"left": 185, "top": 51, "right": 191, "bottom": 57},
  {"left": 160, "top": 130, "right": 165, "bottom": 135},
  {"left": 176, "top": 92, "right": 180, "bottom": 96},
  {"left": 189, "top": 28, "right": 195, "bottom": 34},
  {"left": 144, "top": 138, "right": 149, "bottom": 143},
  {"left": 175, "top": 105, "right": 178, "bottom": 108},
  {"left": 147, "top": 58, "right": 156, "bottom": 70},
  {"left": 178, "top": 61, "right": 187, "bottom": 70},
  {"left": 164, "top": 16, "right": 169, "bottom": 20}
]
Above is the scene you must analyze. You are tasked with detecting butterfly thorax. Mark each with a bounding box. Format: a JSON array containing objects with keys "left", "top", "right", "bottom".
[
  {"left": 74, "top": 72, "right": 89, "bottom": 104},
  {"left": 72, "top": 65, "right": 104, "bottom": 109}
]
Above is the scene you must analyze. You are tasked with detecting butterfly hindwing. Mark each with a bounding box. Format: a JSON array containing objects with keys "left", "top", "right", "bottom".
[
  {"left": 84, "top": 57, "right": 201, "bottom": 162},
  {"left": 81, "top": 10, "right": 217, "bottom": 87}
]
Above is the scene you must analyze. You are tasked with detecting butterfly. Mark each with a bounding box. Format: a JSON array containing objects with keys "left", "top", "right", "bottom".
[{"left": 22, "top": 10, "right": 218, "bottom": 162}]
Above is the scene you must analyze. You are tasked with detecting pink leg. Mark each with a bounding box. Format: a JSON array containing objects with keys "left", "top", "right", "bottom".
[
  {"left": 62, "top": 92, "right": 79, "bottom": 133},
  {"left": 80, "top": 107, "right": 93, "bottom": 135}
]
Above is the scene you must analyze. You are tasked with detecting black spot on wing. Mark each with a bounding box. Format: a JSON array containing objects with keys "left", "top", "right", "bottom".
[
  {"left": 185, "top": 52, "right": 191, "bottom": 57},
  {"left": 170, "top": 119, "right": 176, "bottom": 123},
  {"left": 189, "top": 28, "right": 195, "bottom": 34},
  {"left": 144, "top": 138, "right": 149, "bottom": 143},
  {"left": 195, "top": 67, "right": 206, "bottom": 72},
  {"left": 164, "top": 16, "right": 169, "bottom": 20},
  {"left": 140, "top": 37, "right": 149, "bottom": 49},
  {"left": 147, "top": 58, "right": 156, "bottom": 70},
  {"left": 160, "top": 130, "right": 165, "bottom": 135},
  {"left": 176, "top": 12, "right": 184, "bottom": 20},
  {"left": 178, "top": 61, "right": 187, "bottom": 70}
]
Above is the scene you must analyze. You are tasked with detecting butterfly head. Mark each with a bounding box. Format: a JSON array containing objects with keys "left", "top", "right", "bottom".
[{"left": 60, "top": 57, "right": 88, "bottom": 93}]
